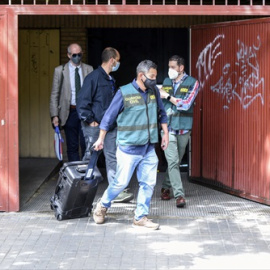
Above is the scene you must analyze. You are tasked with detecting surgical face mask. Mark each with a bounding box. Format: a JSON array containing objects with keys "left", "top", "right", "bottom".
[
  {"left": 112, "top": 61, "right": 120, "bottom": 72},
  {"left": 71, "top": 53, "right": 82, "bottom": 65},
  {"left": 143, "top": 75, "right": 157, "bottom": 90},
  {"left": 168, "top": 68, "right": 179, "bottom": 80}
]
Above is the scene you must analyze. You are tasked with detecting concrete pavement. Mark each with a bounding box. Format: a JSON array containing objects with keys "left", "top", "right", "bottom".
[{"left": 0, "top": 158, "right": 270, "bottom": 269}]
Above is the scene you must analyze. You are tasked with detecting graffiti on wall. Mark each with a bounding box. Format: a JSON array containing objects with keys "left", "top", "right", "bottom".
[
  {"left": 196, "top": 34, "right": 225, "bottom": 89},
  {"left": 197, "top": 35, "right": 265, "bottom": 109}
]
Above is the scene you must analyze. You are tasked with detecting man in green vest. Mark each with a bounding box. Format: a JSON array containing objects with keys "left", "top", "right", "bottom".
[
  {"left": 159, "top": 55, "right": 200, "bottom": 208},
  {"left": 92, "top": 60, "right": 169, "bottom": 230}
]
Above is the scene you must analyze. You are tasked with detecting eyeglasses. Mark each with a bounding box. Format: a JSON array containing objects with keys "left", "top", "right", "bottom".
[{"left": 71, "top": 53, "right": 82, "bottom": 57}]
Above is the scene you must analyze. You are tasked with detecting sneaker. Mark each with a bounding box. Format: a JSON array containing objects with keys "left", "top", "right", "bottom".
[
  {"left": 112, "top": 189, "right": 134, "bottom": 203},
  {"left": 132, "top": 216, "right": 160, "bottom": 230},
  {"left": 93, "top": 199, "right": 107, "bottom": 224}
]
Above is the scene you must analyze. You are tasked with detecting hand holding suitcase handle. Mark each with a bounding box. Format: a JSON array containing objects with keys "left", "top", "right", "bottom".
[
  {"left": 92, "top": 129, "right": 107, "bottom": 151},
  {"left": 84, "top": 150, "right": 102, "bottom": 187}
]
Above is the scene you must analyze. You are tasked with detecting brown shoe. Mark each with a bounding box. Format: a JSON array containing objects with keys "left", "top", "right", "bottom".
[
  {"left": 161, "top": 188, "right": 170, "bottom": 200},
  {"left": 132, "top": 216, "right": 160, "bottom": 230},
  {"left": 93, "top": 199, "right": 107, "bottom": 224},
  {"left": 176, "top": 196, "right": 186, "bottom": 208}
]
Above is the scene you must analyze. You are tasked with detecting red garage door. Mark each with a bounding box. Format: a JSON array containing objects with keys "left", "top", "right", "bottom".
[{"left": 190, "top": 17, "right": 270, "bottom": 205}]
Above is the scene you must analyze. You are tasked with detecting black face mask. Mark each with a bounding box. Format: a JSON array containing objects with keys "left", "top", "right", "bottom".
[
  {"left": 71, "top": 55, "right": 82, "bottom": 65},
  {"left": 143, "top": 76, "right": 157, "bottom": 90}
]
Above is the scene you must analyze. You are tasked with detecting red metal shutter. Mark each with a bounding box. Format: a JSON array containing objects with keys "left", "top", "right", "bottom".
[{"left": 190, "top": 18, "right": 270, "bottom": 205}]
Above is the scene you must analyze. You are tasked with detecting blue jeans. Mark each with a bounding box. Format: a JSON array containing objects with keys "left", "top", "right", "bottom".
[
  {"left": 63, "top": 108, "right": 85, "bottom": 162},
  {"left": 100, "top": 147, "right": 159, "bottom": 220},
  {"left": 81, "top": 122, "right": 117, "bottom": 184}
]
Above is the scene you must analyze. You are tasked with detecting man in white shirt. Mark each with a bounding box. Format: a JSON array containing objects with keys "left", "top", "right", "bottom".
[{"left": 50, "top": 43, "right": 93, "bottom": 161}]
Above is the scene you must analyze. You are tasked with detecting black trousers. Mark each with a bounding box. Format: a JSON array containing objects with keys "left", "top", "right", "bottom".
[{"left": 63, "top": 107, "right": 86, "bottom": 161}]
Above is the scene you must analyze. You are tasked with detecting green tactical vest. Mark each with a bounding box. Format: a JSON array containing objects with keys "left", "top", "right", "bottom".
[
  {"left": 162, "top": 76, "right": 197, "bottom": 130},
  {"left": 117, "top": 83, "right": 159, "bottom": 146}
]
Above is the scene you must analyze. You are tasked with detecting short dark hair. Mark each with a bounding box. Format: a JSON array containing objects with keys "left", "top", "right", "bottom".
[
  {"left": 101, "top": 47, "right": 118, "bottom": 63},
  {"left": 136, "top": 60, "right": 157, "bottom": 75},
  {"left": 169, "top": 55, "right": 185, "bottom": 68}
]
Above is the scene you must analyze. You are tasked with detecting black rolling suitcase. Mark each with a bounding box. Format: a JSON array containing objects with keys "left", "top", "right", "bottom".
[{"left": 50, "top": 150, "right": 102, "bottom": 221}]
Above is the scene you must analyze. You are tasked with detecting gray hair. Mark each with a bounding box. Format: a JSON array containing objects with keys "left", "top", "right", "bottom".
[{"left": 136, "top": 60, "right": 157, "bottom": 75}]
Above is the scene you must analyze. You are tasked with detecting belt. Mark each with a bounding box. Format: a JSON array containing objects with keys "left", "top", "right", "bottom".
[{"left": 70, "top": 105, "right": 76, "bottom": 109}]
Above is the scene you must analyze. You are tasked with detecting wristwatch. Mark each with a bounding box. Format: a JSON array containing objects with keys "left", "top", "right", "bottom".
[{"left": 166, "top": 95, "right": 171, "bottom": 101}]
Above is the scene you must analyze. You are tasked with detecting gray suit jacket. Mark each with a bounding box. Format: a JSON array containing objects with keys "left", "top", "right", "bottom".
[{"left": 50, "top": 62, "right": 93, "bottom": 126}]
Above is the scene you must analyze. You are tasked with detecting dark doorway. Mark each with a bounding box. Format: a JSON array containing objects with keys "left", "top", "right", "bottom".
[
  {"left": 87, "top": 28, "right": 189, "bottom": 86},
  {"left": 87, "top": 28, "right": 189, "bottom": 172}
]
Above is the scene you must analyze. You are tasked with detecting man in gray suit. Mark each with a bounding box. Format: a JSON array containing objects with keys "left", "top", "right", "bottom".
[{"left": 50, "top": 43, "right": 93, "bottom": 161}]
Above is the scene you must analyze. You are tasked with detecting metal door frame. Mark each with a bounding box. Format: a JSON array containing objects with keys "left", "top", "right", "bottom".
[{"left": 1, "top": 5, "right": 270, "bottom": 211}]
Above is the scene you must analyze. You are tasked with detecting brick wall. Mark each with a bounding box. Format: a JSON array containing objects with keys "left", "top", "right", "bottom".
[{"left": 60, "top": 28, "right": 88, "bottom": 64}]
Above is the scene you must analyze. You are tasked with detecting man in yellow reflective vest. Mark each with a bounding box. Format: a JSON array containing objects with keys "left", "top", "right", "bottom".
[{"left": 93, "top": 60, "right": 169, "bottom": 230}]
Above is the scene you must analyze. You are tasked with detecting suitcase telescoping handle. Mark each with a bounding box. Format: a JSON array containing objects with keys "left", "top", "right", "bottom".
[{"left": 84, "top": 150, "right": 101, "bottom": 184}]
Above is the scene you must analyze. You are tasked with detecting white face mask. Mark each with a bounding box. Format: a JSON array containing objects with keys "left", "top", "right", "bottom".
[
  {"left": 112, "top": 61, "right": 120, "bottom": 72},
  {"left": 168, "top": 68, "right": 179, "bottom": 80}
]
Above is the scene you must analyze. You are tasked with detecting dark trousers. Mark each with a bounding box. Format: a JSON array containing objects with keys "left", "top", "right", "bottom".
[
  {"left": 81, "top": 122, "right": 117, "bottom": 184},
  {"left": 63, "top": 108, "right": 86, "bottom": 162}
]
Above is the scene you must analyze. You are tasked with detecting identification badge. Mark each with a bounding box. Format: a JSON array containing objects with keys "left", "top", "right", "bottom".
[{"left": 180, "top": 88, "right": 188, "bottom": 93}]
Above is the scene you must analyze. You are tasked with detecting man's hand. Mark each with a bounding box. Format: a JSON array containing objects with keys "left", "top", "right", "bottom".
[
  {"left": 90, "top": 121, "right": 99, "bottom": 127},
  {"left": 161, "top": 132, "right": 169, "bottom": 151},
  {"left": 159, "top": 88, "right": 170, "bottom": 99},
  {"left": 93, "top": 138, "right": 104, "bottom": 151},
  {"left": 93, "top": 129, "right": 107, "bottom": 151},
  {"left": 159, "top": 88, "right": 180, "bottom": 107},
  {"left": 52, "top": 116, "right": 59, "bottom": 127}
]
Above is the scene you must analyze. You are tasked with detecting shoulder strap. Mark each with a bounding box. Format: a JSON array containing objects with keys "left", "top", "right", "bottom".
[{"left": 58, "top": 64, "right": 65, "bottom": 106}]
